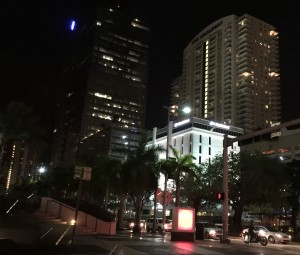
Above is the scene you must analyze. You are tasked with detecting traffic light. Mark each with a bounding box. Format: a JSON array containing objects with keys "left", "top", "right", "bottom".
[{"left": 217, "top": 192, "right": 224, "bottom": 200}]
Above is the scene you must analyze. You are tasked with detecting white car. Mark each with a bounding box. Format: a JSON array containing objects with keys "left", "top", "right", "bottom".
[
  {"left": 242, "top": 225, "right": 292, "bottom": 244},
  {"left": 204, "top": 226, "right": 222, "bottom": 239},
  {"left": 146, "top": 218, "right": 163, "bottom": 233}
]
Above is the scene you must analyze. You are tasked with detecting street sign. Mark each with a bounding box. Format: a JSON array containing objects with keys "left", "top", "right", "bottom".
[
  {"left": 156, "top": 188, "right": 173, "bottom": 205},
  {"left": 74, "top": 166, "right": 92, "bottom": 180},
  {"left": 74, "top": 166, "right": 83, "bottom": 179}
]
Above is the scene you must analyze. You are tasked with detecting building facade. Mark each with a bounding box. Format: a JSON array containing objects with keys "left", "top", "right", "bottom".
[
  {"left": 147, "top": 117, "right": 243, "bottom": 165},
  {"left": 240, "top": 125, "right": 300, "bottom": 163},
  {"left": 146, "top": 117, "right": 243, "bottom": 212},
  {"left": 0, "top": 140, "right": 40, "bottom": 194},
  {"left": 51, "top": 4, "right": 150, "bottom": 166},
  {"left": 172, "top": 14, "right": 281, "bottom": 134}
]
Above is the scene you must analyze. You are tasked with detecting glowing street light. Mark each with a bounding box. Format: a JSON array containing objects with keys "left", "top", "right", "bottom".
[
  {"left": 182, "top": 106, "right": 191, "bottom": 114},
  {"left": 38, "top": 166, "right": 46, "bottom": 174}
]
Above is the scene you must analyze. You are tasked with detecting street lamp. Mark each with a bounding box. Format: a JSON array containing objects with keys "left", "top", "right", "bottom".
[
  {"left": 162, "top": 106, "right": 172, "bottom": 236},
  {"left": 182, "top": 106, "right": 192, "bottom": 114},
  {"left": 38, "top": 166, "right": 46, "bottom": 174},
  {"left": 162, "top": 105, "right": 191, "bottom": 235},
  {"left": 36, "top": 166, "right": 47, "bottom": 180},
  {"left": 163, "top": 105, "right": 191, "bottom": 158}
]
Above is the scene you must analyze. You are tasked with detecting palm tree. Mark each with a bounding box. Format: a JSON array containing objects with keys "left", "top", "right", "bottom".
[
  {"left": 46, "top": 165, "right": 77, "bottom": 199},
  {"left": 120, "top": 133, "right": 164, "bottom": 233},
  {"left": 168, "top": 146, "right": 198, "bottom": 207},
  {"left": 0, "top": 101, "right": 47, "bottom": 194},
  {"left": 88, "top": 155, "right": 122, "bottom": 208}
]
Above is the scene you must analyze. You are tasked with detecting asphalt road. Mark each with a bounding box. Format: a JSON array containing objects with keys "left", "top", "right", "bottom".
[{"left": 1, "top": 210, "right": 299, "bottom": 255}]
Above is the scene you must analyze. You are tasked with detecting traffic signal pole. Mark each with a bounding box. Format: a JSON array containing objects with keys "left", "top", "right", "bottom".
[{"left": 221, "top": 118, "right": 300, "bottom": 244}]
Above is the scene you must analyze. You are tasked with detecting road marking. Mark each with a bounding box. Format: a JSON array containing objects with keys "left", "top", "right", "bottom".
[
  {"left": 55, "top": 226, "right": 71, "bottom": 245},
  {"left": 40, "top": 227, "right": 54, "bottom": 239}
]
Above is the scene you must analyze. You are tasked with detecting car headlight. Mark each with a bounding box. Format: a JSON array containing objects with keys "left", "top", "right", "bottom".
[
  {"left": 140, "top": 223, "right": 144, "bottom": 227},
  {"left": 210, "top": 230, "right": 216, "bottom": 235},
  {"left": 129, "top": 222, "right": 134, "bottom": 228}
]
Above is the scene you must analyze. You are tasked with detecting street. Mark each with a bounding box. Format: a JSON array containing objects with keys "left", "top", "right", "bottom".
[
  {"left": 74, "top": 232, "right": 300, "bottom": 255},
  {"left": 1, "top": 210, "right": 299, "bottom": 255}
]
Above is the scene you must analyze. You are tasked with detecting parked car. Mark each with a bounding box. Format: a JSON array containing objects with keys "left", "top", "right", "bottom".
[
  {"left": 204, "top": 225, "right": 223, "bottom": 239},
  {"left": 146, "top": 218, "right": 163, "bottom": 233},
  {"left": 242, "top": 225, "right": 292, "bottom": 244}
]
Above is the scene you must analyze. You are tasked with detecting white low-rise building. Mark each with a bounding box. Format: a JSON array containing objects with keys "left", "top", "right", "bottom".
[
  {"left": 147, "top": 117, "right": 243, "bottom": 165},
  {"left": 145, "top": 117, "right": 243, "bottom": 217}
]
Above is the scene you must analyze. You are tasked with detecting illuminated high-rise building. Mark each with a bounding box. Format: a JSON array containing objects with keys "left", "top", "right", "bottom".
[
  {"left": 51, "top": 4, "right": 149, "bottom": 166},
  {"left": 172, "top": 14, "right": 281, "bottom": 134}
]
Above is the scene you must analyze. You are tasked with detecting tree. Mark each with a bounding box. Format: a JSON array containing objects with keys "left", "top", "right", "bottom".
[
  {"left": 168, "top": 146, "right": 198, "bottom": 207},
  {"left": 120, "top": 133, "right": 164, "bottom": 233},
  {"left": 285, "top": 160, "right": 300, "bottom": 235},
  {"left": 178, "top": 155, "right": 225, "bottom": 222},
  {"left": 45, "top": 165, "right": 77, "bottom": 199},
  {"left": 203, "top": 151, "right": 287, "bottom": 230},
  {"left": 88, "top": 155, "right": 121, "bottom": 207},
  {"left": 234, "top": 152, "right": 287, "bottom": 228},
  {"left": 180, "top": 162, "right": 203, "bottom": 219}
]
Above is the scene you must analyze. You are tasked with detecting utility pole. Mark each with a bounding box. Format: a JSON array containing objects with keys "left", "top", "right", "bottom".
[{"left": 71, "top": 166, "right": 92, "bottom": 245}]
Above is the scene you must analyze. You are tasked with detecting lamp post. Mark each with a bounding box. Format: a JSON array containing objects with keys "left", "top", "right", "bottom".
[
  {"left": 162, "top": 106, "right": 172, "bottom": 235},
  {"left": 221, "top": 135, "right": 229, "bottom": 243},
  {"left": 162, "top": 105, "right": 191, "bottom": 235}
]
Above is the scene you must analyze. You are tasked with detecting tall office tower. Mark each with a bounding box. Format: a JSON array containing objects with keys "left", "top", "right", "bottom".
[
  {"left": 172, "top": 14, "right": 281, "bottom": 134},
  {"left": 51, "top": 4, "right": 150, "bottom": 166}
]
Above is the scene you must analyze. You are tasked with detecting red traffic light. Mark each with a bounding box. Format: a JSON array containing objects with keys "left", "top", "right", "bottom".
[{"left": 217, "top": 192, "right": 224, "bottom": 200}]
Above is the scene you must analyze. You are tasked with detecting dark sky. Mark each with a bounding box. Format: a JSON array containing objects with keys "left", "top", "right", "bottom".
[{"left": 1, "top": 0, "right": 300, "bottom": 135}]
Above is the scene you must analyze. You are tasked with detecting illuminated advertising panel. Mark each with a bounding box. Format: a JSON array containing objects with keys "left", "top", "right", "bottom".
[
  {"left": 171, "top": 207, "right": 195, "bottom": 241},
  {"left": 172, "top": 207, "right": 195, "bottom": 232},
  {"left": 178, "top": 208, "right": 194, "bottom": 231}
]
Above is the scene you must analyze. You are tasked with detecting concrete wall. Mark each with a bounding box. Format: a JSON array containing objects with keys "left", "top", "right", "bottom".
[{"left": 40, "top": 197, "right": 116, "bottom": 235}]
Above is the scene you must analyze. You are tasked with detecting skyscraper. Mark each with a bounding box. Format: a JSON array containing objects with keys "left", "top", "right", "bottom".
[
  {"left": 172, "top": 14, "right": 281, "bottom": 134},
  {"left": 51, "top": 4, "right": 150, "bottom": 166}
]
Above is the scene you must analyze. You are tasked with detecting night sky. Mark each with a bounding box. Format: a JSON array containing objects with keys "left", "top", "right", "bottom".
[{"left": 1, "top": 0, "right": 300, "bottom": 136}]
